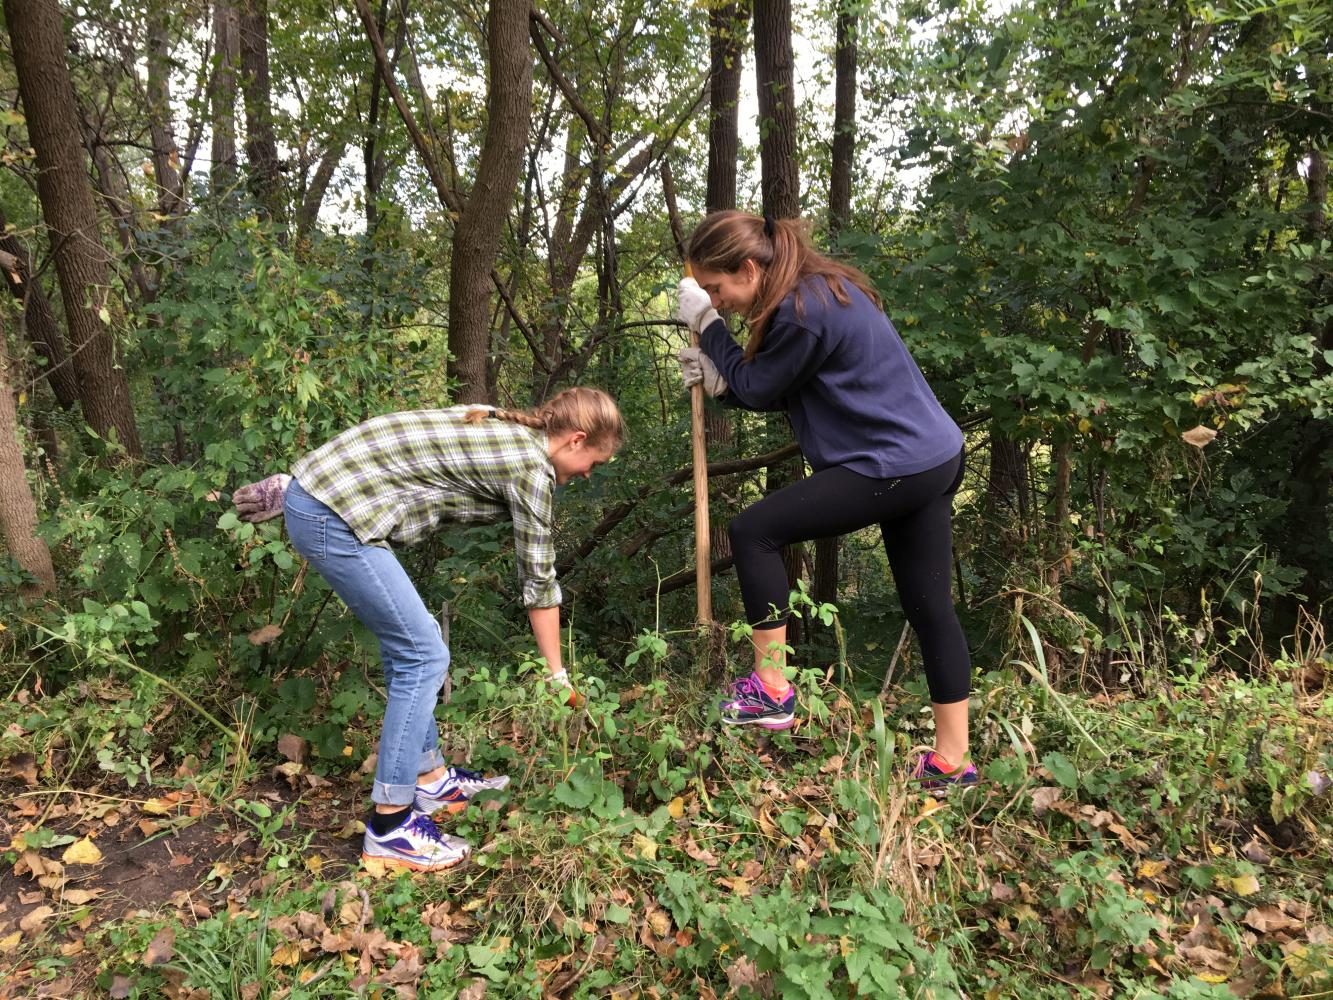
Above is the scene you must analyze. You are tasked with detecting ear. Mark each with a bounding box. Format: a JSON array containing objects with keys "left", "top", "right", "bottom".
[
  {"left": 568, "top": 430, "right": 588, "bottom": 448},
  {"left": 743, "top": 258, "right": 761, "bottom": 283}
]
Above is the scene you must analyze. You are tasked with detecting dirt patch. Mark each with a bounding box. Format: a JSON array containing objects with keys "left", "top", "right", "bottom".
[{"left": 1, "top": 769, "right": 370, "bottom": 997}]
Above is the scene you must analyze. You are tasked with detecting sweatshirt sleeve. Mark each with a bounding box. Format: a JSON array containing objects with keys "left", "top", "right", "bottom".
[{"left": 700, "top": 315, "right": 826, "bottom": 411}]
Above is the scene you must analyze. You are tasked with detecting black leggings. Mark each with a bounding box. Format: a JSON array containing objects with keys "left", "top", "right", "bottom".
[{"left": 728, "top": 451, "right": 970, "bottom": 704}]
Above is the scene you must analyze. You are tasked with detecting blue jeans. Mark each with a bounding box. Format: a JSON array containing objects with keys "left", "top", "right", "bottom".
[{"left": 283, "top": 479, "right": 448, "bottom": 806}]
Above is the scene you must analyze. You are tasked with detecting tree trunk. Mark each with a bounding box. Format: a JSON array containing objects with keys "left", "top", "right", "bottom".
[
  {"left": 707, "top": 0, "right": 749, "bottom": 214},
  {"left": 297, "top": 136, "right": 348, "bottom": 242},
  {"left": 83, "top": 118, "right": 157, "bottom": 304},
  {"left": 362, "top": 0, "right": 392, "bottom": 237},
  {"left": 828, "top": 1, "right": 856, "bottom": 237},
  {"left": 446, "top": 0, "right": 532, "bottom": 403},
  {"left": 753, "top": 0, "right": 799, "bottom": 218},
  {"left": 815, "top": 0, "right": 857, "bottom": 607},
  {"left": 147, "top": 13, "right": 185, "bottom": 219},
  {"left": 238, "top": 0, "right": 287, "bottom": 235},
  {"left": 0, "top": 208, "right": 78, "bottom": 409},
  {"left": 5, "top": 0, "right": 142, "bottom": 459},
  {"left": 210, "top": 0, "right": 240, "bottom": 196},
  {"left": 702, "top": 0, "right": 748, "bottom": 568},
  {"left": 754, "top": 0, "right": 803, "bottom": 638},
  {"left": 0, "top": 317, "right": 57, "bottom": 598},
  {"left": 1279, "top": 146, "right": 1332, "bottom": 627}
]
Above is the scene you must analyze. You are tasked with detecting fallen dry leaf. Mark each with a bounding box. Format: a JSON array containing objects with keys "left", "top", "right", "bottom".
[
  {"left": 277, "top": 733, "right": 308, "bottom": 764},
  {"left": 1030, "top": 786, "right": 1062, "bottom": 816},
  {"left": 7, "top": 752, "right": 38, "bottom": 786},
  {"left": 270, "top": 941, "right": 301, "bottom": 967},
  {"left": 142, "top": 926, "right": 176, "bottom": 967},
  {"left": 1231, "top": 874, "right": 1261, "bottom": 896},
  {"left": 61, "top": 838, "right": 103, "bottom": 865},
  {"left": 19, "top": 905, "right": 55, "bottom": 934},
  {"left": 1243, "top": 905, "right": 1303, "bottom": 935},
  {"left": 1136, "top": 859, "right": 1168, "bottom": 880}
]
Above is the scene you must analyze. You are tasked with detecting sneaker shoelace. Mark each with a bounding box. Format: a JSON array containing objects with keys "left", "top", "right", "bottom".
[
  {"left": 728, "top": 674, "right": 762, "bottom": 699},
  {"left": 404, "top": 813, "right": 447, "bottom": 844}
]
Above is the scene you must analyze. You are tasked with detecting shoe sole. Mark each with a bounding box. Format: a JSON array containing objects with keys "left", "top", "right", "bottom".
[
  {"left": 360, "top": 851, "right": 468, "bottom": 873},
  {"left": 721, "top": 714, "right": 794, "bottom": 731}
]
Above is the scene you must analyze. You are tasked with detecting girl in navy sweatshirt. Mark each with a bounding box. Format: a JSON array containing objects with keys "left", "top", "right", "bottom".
[{"left": 675, "top": 210, "right": 976, "bottom": 791}]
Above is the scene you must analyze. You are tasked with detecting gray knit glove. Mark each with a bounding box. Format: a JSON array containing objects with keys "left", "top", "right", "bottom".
[{"left": 233, "top": 473, "right": 292, "bottom": 523}]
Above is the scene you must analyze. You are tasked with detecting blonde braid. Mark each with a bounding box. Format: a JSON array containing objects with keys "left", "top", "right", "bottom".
[
  {"left": 463, "top": 388, "right": 624, "bottom": 451},
  {"left": 465, "top": 406, "right": 547, "bottom": 430}
]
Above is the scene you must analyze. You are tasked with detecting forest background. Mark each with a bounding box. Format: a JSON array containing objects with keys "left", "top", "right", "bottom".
[{"left": 0, "top": 0, "right": 1330, "bottom": 997}]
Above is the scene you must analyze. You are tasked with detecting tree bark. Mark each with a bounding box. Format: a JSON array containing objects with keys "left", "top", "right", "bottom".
[
  {"left": 1281, "top": 147, "right": 1332, "bottom": 621},
  {"left": 0, "top": 326, "right": 56, "bottom": 598},
  {"left": 707, "top": 0, "right": 749, "bottom": 214},
  {"left": 754, "top": 0, "right": 803, "bottom": 636},
  {"left": 147, "top": 12, "right": 185, "bottom": 219},
  {"left": 238, "top": 0, "right": 286, "bottom": 233},
  {"left": 828, "top": 1, "right": 856, "bottom": 237},
  {"left": 0, "top": 208, "right": 78, "bottom": 409},
  {"left": 210, "top": 0, "right": 240, "bottom": 196},
  {"left": 753, "top": 0, "right": 799, "bottom": 218},
  {"left": 815, "top": 0, "right": 858, "bottom": 606},
  {"left": 5, "top": 0, "right": 142, "bottom": 458},
  {"left": 446, "top": 0, "right": 532, "bottom": 403}
]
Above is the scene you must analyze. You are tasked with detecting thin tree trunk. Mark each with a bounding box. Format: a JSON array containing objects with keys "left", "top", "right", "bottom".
[
  {"left": 754, "top": 0, "right": 802, "bottom": 638},
  {"left": 0, "top": 208, "right": 78, "bottom": 409},
  {"left": 816, "top": 0, "right": 857, "bottom": 607},
  {"left": 297, "top": 136, "right": 348, "bottom": 241},
  {"left": 704, "top": 0, "right": 746, "bottom": 564},
  {"left": 238, "top": 0, "right": 286, "bottom": 234},
  {"left": 1280, "top": 147, "right": 1332, "bottom": 625},
  {"left": 707, "top": 0, "right": 748, "bottom": 214},
  {"left": 0, "top": 325, "right": 56, "bottom": 598},
  {"left": 446, "top": 0, "right": 532, "bottom": 402},
  {"left": 83, "top": 118, "right": 156, "bottom": 304},
  {"left": 210, "top": 0, "right": 240, "bottom": 196},
  {"left": 147, "top": 13, "right": 185, "bottom": 219},
  {"left": 754, "top": 0, "right": 799, "bottom": 218},
  {"left": 5, "top": 0, "right": 142, "bottom": 459},
  {"left": 828, "top": 1, "right": 856, "bottom": 237},
  {"left": 363, "top": 0, "right": 392, "bottom": 236}
]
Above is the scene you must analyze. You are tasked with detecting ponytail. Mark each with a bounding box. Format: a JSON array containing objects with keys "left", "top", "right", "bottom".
[{"left": 685, "top": 210, "right": 881, "bottom": 360}]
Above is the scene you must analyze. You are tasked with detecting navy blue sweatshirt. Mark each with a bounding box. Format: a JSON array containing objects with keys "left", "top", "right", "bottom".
[{"left": 700, "top": 277, "right": 962, "bottom": 478}]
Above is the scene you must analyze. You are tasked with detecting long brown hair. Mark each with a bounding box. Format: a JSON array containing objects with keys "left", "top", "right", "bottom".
[
  {"left": 685, "top": 210, "right": 881, "bottom": 360},
  {"left": 465, "top": 386, "right": 625, "bottom": 451}
]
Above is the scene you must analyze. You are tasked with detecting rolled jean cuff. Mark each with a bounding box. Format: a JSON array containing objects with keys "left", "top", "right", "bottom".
[
  {"left": 417, "top": 747, "right": 447, "bottom": 776},
  {"left": 371, "top": 779, "right": 419, "bottom": 808}
]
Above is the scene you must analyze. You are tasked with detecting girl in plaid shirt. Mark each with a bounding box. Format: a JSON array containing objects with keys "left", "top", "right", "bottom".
[{"left": 235, "top": 387, "right": 623, "bottom": 871}]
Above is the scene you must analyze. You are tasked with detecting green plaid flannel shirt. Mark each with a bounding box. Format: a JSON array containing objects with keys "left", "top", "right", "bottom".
[{"left": 291, "top": 407, "right": 561, "bottom": 608}]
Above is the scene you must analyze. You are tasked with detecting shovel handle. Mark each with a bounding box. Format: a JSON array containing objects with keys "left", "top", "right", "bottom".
[{"left": 684, "top": 261, "right": 712, "bottom": 625}]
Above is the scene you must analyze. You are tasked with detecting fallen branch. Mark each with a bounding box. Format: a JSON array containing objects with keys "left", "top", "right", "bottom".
[{"left": 556, "top": 441, "right": 799, "bottom": 576}]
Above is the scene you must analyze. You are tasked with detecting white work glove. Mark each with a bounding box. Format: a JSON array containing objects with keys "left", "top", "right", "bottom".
[
  {"left": 677, "top": 346, "right": 728, "bottom": 398},
  {"left": 233, "top": 473, "right": 292, "bottom": 522},
  {"left": 675, "top": 277, "right": 721, "bottom": 334}
]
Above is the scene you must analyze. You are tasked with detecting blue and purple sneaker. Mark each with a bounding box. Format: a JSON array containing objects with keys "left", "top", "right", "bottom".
[
  {"left": 361, "top": 810, "right": 470, "bottom": 872},
  {"left": 416, "top": 767, "right": 511, "bottom": 816},
  {"left": 719, "top": 672, "right": 796, "bottom": 730},
  {"left": 911, "top": 751, "right": 980, "bottom": 796}
]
